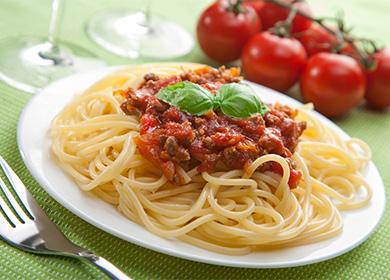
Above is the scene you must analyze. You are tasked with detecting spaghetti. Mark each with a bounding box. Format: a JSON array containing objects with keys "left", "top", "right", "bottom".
[{"left": 50, "top": 63, "right": 371, "bottom": 255}]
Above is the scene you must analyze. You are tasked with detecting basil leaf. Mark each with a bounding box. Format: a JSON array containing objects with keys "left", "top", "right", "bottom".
[
  {"left": 157, "top": 81, "right": 214, "bottom": 116},
  {"left": 217, "top": 83, "right": 268, "bottom": 118}
]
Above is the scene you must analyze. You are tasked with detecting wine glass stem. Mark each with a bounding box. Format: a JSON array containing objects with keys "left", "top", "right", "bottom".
[
  {"left": 39, "top": 0, "right": 72, "bottom": 65},
  {"left": 47, "top": 0, "right": 63, "bottom": 48},
  {"left": 144, "top": 0, "right": 153, "bottom": 31}
]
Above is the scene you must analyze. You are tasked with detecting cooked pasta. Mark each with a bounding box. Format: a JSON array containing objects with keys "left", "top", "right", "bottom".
[{"left": 50, "top": 63, "right": 371, "bottom": 255}]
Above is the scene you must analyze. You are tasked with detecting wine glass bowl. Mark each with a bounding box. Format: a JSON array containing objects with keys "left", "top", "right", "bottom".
[{"left": 86, "top": 9, "right": 194, "bottom": 59}]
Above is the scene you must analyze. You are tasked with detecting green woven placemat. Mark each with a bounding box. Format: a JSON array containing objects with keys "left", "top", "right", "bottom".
[{"left": 0, "top": 0, "right": 389, "bottom": 279}]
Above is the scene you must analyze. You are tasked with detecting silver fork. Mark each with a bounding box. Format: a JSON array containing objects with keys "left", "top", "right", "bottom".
[{"left": 0, "top": 155, "right": 132, "bottom": 280}]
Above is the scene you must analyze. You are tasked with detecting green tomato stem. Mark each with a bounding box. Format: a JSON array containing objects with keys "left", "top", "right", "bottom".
[
  {"left": 263, "top": 0, "right": 375, "bottom": 69},
  {"left": 229, "top": 0, "right": 244, "bottom": 15}
]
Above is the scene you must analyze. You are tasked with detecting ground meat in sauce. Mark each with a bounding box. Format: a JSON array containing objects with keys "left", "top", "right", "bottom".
[{"left": 119, "top": 66, "right": 306, "bottom": 188}]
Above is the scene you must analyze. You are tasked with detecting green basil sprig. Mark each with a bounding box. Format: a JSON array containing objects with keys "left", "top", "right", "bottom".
[
  {"left": 157, "top": 81, "right": 214, "bottom": 116},
  {"left": 156, "top": 81, "right": 268, "bottom": 118}
]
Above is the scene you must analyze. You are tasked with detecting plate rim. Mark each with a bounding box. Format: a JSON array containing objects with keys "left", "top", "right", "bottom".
[{"left": 16, "top": 65, "right": 386, "bottom": 268}]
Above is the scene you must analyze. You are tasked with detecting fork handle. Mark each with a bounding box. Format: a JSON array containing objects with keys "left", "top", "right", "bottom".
[{"left": 78, "top": 252, "right": 132, "bottom": 280}]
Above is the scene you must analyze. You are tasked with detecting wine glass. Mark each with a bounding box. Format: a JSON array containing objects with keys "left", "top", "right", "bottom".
[
  {"left": 86, "top": 0, "right": 194, "bottom": 59},
  {"left": 0, "top": 0, "right": 105, "bottom": 94}
]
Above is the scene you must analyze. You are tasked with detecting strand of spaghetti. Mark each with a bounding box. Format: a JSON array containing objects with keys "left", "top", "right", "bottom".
[
  {"left": 82, "top": 132, "right": 137, "bottom": 191},
  {"left": 145, "top": 183, "right": 202, "bottom": 200},
  {"left": 77, "top": 134, "right": 129, "bottom": 157},
  {"left": 207, "top": 184, "right": 256, "bottom": 221},
  {"left": 58, "top": 120, "right": 138, "bottom": 132},
  {"left": 120, "top": 169, "right": 167, "bottom": 191},
  {"left": 136, "top": 185, "right": 209, "bottom": 221},
  {"left": 202, "top": 172, "right": 258, "bottom": 189},
  {"left": 73, "top": 128, "right": 128, "bottom": 150},
  {"left": 118, "top": 183, "right": 216, "bottom": 238}
]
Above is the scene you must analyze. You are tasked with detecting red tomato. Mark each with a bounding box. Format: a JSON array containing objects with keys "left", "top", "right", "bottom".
[
  {"left": 365, "top": 48, "right": 390, "bottom": 110},
  {"left": 197, "top": 0, "right": 261, "bottom": 63},
  {"left": 297, "top": 24, "right": 337, "bottom": 56},
  {"left": 297, "top": 24, "right": 360, "bottom": 59},
  {"left": 243, "top": 0, "right": 265, "bottom": 15},
  {"left": 258, "top": 0, "right": 313, "bottom": 33},
  {"left": 300, "top": 53, "right": 366, "bottom": 117},
  {"left": 242, "top": 32, "right": 307, "bottom": 92}
]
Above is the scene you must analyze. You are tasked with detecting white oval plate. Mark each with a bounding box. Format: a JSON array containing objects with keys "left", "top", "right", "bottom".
[{"left": 17, "top": 66, "right": 385, "bottom": 268}]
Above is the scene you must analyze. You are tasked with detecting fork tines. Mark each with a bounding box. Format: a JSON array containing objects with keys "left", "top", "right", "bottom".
[{"left": 0, "top": 155, "right": 34, "bottom": 227}]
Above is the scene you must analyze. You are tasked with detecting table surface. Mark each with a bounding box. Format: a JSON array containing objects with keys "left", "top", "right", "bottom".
[{"left": 0, "top": 0, "right": 389, "bottom": 279}]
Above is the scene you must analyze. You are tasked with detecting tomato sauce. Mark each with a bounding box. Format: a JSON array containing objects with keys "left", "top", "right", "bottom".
[{"left": 120, "top": 67, "right": 306, "bottom": 188}]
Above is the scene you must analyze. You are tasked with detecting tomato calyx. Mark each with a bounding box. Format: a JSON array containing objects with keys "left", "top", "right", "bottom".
[
  {"left": 227, "top": 0, "right": 245, "bottom": 15},
  {"left": 355, "top": 39, "right": 383, "bottom": 70},
  {"left": 268, "top": 3, "right": 298, "bottom": 38}
]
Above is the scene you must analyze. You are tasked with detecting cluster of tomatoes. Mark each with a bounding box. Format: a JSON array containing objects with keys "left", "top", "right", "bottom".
[{"left": 197, "top": 0, "right": 390, "bottom": 117}]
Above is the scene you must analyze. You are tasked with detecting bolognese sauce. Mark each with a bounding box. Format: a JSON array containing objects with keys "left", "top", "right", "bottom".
[{"left": 120, "top": 67, "right": 306, "bottom": 188}]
